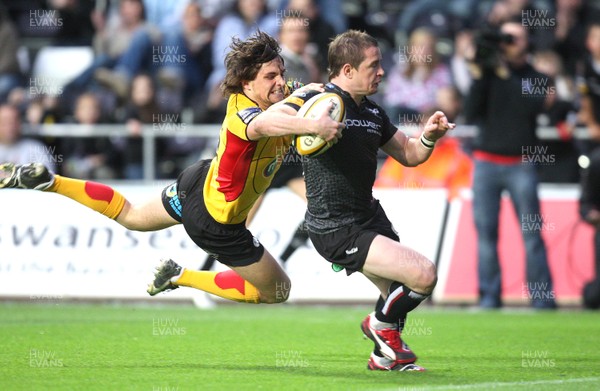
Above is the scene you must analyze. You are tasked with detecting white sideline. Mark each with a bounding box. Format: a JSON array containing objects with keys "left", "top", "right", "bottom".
[{"left": 400, "top": 377, "right": 600, "bottom": 390}]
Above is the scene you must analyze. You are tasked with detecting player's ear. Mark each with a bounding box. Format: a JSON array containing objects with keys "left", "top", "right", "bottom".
[
  {"left": 342, "top": 64, "right": 353, "bottom": 79},
  {"left": 242, "top": 80, "right": 252, "bottom": 92}
]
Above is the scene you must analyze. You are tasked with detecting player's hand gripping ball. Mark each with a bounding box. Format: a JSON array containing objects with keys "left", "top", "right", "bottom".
[{"left": 293, "top": 92, "right": 345, "bottom": 157}]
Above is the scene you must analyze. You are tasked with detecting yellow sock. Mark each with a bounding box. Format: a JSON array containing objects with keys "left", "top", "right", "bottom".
[
  {"left": 47, "top": 175, "right": 126, "bottom": 219},
  {"left": 176, "top": 269, "right": 260, "bottom": 303}
]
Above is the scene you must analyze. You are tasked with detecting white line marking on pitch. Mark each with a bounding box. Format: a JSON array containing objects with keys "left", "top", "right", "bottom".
[{"left": 405, "top": 377, "right": 600, "bottom": 390}]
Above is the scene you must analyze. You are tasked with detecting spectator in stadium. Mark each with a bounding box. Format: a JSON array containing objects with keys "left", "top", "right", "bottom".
[
  {"left": 156, "top": 1, "right": 214, "bottom": 109},
  {"left": 203, "top": 0, "right": 279, "bottom": 121},
  {"left": 22, "top": 94, "right": 64, "bottom": 125},
  {"left": 0, "top": 10, "right": 22, "bottom": 104},
  {"left": 0, "top": 104, "right": 56, "bottom": 172},
  {"left": 450, "top": 29, "right": 476, "bottom": 97},
  {"left": 0, "top": 32, "right": 341, "bottom": 307},
  {"left": 531, "top": 50, "right": 580, "bottom": 183},
  {"left": 579, "top": 147, "right": 600, "bottom": 309},
  {"left": 91, "top": 0, "right": 161, "bottom": 100},
  {"left": 435, "top": 85, "right": 464, "bottom": 125},
  {"left": 553, "top": 0, "right": 588, "bottom": 77},
  {"left": 578, "top": 22, "right": 600, "bottom": 309},
  {"left": 313, "top": 0, "right": 346, "bottom": 35},
  {"left": 273, "top": 30, "right": 454, "bottom": 371},
  {"left": 63, "top": 0, "right": 160, "bottom": 102},
  {"left": 382, "top": 27, "right": 452, "bottom": 125},
  {"left": 47, "top": 0, "right": 95, "bottom": 46},
  {"left": 121, "top": 74, "right": 161, "bottom": 179},
  {"left": 141, "top": 0, "right": 191, "bottom": 34},
  {"left": 464, "top": 21, "right": 556, "bottom": 309},
  {"left": 578, "top": 22, "right": 600, "bottom": 152},
  {"left": 61, "top": 92, "right": 120, "bottom": 179},
  {"left": 278, "top": 15, "right": 320, "bottom": 85},
  {"left": 120, "top": 72, "right": 188, "bottom": 180},
  {"left": 485, "top": 0, "right": 554, "bottom": 52},
  {"left": 286, "top": 0, "right": 336, "bottom": 76}
]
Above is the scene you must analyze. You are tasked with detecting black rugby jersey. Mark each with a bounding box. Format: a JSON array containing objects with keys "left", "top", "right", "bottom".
[
  {"left": 283, "top": 83, "right": 397, "bottom": 233},
  {"left": 580, "top": 55, "right": 600, "bottom": 124}
]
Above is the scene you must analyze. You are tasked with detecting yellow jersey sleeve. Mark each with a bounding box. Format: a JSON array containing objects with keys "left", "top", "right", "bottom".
[{"left": 224, "top": 94, "right": 262, "bottom": 140}]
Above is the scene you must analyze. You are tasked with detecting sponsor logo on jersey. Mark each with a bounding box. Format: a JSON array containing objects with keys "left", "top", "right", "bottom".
[
  {"left": 237, "top": 107, "right": 262, "bottom": 125},
  {"left": 366, "top": 107, "right": 380, "bottom": 117},
  {"left": 263, "top": 158, "right": 278, "bottom": 177},
  {"left": 292, "top": 91, "right": 308, "bottom": 98},
  {"left": 344, "top": 118, "right": 382, "bottom": 136},
  {"left": 165, "top": 183, "right": 182, "bottom": 217},
  {"left": 345, "top": 247, "right": 359, "bottom": 255},
  {"left": 166, "top": 183, "right": 177, "bottom": 198},
  {"left": 345, "top": 118, "right": 382, "bottom": 130}
]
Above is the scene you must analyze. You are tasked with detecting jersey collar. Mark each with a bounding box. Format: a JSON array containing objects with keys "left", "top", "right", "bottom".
[{"left": 326, "top": 82, "right": 371, "bottom": 110}]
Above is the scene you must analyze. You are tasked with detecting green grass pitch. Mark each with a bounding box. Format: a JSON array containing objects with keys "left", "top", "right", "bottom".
[{"left": 1, "top": 302, "right": 599, "bottom": 391}]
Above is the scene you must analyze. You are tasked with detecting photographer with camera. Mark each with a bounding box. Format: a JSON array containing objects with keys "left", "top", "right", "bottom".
[{"left": 465, "top": 20, "right": 557, "bottom": 309}]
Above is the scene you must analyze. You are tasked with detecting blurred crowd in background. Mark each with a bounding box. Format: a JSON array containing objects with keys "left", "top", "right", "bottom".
[{"left": 1, "top": 0, "right": 600, "bottom": 182}]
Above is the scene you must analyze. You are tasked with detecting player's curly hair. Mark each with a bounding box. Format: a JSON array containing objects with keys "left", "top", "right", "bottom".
[
  {"left": 220, "top": 31, "right": 283, "bottom": 96},
  {"left": 327, "top": 30, "right": 378, "bottom": 80}
]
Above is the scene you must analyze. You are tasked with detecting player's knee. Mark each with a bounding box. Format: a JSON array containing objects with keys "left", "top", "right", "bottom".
[
  {"left": 414, "top": 262, "right": 437, "bottom": 294},
  {"left": 261, "top": 277, "right": 292, "bottom": 304}
]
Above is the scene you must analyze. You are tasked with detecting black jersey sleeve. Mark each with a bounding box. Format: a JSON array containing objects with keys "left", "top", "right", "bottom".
[
  {"left": 379, "top": 107, "right": 398, "bottom": 146},
  {"left": 282, "top": 89, "right": 322, "bottom": 112}
]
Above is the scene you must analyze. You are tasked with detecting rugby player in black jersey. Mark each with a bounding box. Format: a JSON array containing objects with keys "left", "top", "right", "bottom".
[{"left": 276, "top": 30, "right": 455, "bottom": 371}]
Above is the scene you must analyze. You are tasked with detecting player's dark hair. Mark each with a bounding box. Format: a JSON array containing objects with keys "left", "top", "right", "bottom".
[
  {"left": 220, "top": 31, "right": 283, "bottom": 96},
  {"left": 327, "top": 30, "right": 378, "bottom": 80}
]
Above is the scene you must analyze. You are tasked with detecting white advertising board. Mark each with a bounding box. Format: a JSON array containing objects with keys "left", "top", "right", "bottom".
[{"left": 0, "top": 186, "right": 448, "bottom": 303}]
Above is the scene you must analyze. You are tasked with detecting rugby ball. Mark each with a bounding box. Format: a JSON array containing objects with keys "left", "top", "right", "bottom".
[{"left": 293, "top": 92, "right": 345, "bottom": 157}]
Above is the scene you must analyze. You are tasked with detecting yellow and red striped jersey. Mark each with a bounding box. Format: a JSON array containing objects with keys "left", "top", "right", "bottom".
[{"left": 203, "top": 93, "right": 292, "bottom": 224}]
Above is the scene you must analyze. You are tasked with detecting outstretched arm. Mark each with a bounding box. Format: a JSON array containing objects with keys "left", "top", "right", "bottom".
[
  {"left": 247, "top": 102, "right": 343, "bottom": 142},
  {"left": 381, "top": 111, "right": 455, "bottom": 167}
]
